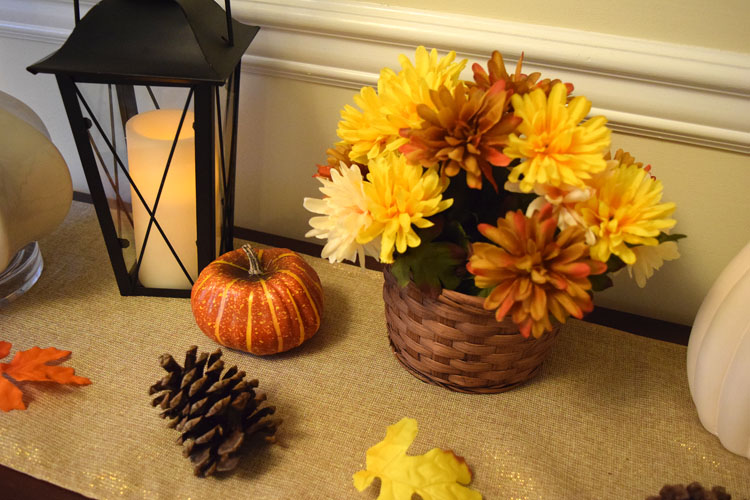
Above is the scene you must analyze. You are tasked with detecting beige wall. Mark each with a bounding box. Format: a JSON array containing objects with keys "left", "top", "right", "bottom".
[{"left": 379, "top": 0, "right": 750, "bottom": 53}]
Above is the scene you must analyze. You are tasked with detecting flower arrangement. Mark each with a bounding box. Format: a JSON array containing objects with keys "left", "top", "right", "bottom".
[{"left": 304, "top": 47, "right": 683, "bottom": 339}]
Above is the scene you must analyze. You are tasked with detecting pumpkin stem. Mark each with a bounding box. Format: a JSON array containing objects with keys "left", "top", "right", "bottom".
[{"left": 241, "top": 244, "right": 263, "bottom": 276}]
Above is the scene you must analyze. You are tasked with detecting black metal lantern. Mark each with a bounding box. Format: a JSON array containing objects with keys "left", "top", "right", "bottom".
[{"left": 27, "top": 0, "right": 259, "bottom": 297}]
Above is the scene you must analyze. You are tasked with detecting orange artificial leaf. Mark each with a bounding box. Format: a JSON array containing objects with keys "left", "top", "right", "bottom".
[
  {"left": 2, "top": 346, "right": 91, "bottom": 384},
  {"left": 0, "top": 341, "right": 11, "bottom": 359},
  {"left": 1, "top": 341, "right": 26, "bottom": 411},
  {"left": 0, "top": 376, "right": 26, "bottom": 411},
  {"left": 353, "top": 417, "right": 482, "bottom": 500},
  {"left": 0, "top": 342, "right": 91, "bottom": 412}
]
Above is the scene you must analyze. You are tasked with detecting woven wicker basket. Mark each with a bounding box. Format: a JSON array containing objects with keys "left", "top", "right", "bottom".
[{"left": 383, "top": 267, "right": 560, "bottom": 394}]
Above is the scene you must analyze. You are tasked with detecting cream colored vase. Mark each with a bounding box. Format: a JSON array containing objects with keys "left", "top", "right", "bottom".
[
  {"left": 687, "top": 241, "right": 750, "bottom": 459},
  {"left": 0, "top": 91, "right": 72, "bottom": 282}
]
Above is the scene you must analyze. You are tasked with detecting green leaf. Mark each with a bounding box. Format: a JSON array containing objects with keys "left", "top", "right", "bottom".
[
  {"left": 415, "top": 216, "right": 445, "bottom": 246},
  {"left": 589, "top": 273, "right": 614, "bottom": 292},
  {"left": 390, "top": 257, "right": 413, "bottom": 288},
  {"left": 442, "top": 220, "right": 470, "bottom": 251},
  {"left": 606, "top": 255, "right": 626, "bottom": 273},
  {"left": 392, "top": 242, "right": 466, "bottom": 294},
  {"left": 657, "top": 232, "right": 687, "bottom": 244}
]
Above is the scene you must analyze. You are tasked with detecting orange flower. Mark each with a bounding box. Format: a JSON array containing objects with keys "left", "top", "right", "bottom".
[
  {"left": 605, "top": 148, "right": 643, "bottom": 169},
  {"left": 337, "top": 46, "right": 466, "bottom": 163},
  {"left": 399, "top": 81, "right": 521, "bottom": 191},
  {"left": 467, "top": 204, "right": 606, "bottom": 338},
  {"left": 315, "top": 143, "right": 368, "bottom": 180},
  {"left": 471, "top": 51, "right": 573, "bottom": 97}
]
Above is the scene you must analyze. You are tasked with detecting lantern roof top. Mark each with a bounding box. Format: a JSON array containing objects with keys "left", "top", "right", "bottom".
[{"left": 28, "top": 0, "right": 259, "bottom": 85}]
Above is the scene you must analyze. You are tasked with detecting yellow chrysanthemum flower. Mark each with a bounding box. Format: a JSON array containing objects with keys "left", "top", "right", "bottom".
[
  {"left": 357, "top": 153, "right": 453, "bottom": 263},
  {"left": 577, "top": 163, "right": 676, "bottom": 265},
  {"left": 337, "top": 46, "right": 466, "bottom": 164},
  {"left": 504, "top": 83, "right": 611, "bottom": 193}
]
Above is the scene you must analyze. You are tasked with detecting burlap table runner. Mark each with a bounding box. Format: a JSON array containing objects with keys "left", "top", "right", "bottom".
[{"left": 1, "top": 201, "right": 748, "bottom": 499}]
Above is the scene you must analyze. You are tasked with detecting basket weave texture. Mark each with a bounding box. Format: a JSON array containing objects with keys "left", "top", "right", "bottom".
[{"left": 383, "top": 267, "right": 560, "bottom": 394}]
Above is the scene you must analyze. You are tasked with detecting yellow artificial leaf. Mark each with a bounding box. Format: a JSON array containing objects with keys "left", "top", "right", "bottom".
[{"left": 353, "top": 417, "right": 482, "bottom": 500}]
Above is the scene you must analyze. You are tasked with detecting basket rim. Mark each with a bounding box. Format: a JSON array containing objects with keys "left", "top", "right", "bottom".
[{"left": 383, "top": 264, "right": 497, "bottom": 317}]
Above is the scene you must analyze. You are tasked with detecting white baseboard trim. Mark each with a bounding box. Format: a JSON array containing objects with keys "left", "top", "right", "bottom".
[{"left": 3, "top": 0, "right": 749, "bottom": 154}]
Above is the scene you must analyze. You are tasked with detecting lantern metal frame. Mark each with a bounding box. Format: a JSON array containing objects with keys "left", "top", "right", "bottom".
[{"left": 28, "top": 0, "right": 259, "bottom": 297}]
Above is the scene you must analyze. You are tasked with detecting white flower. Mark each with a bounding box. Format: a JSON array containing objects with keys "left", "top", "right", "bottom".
[
  {"left": 627, "top": 241, "right": 680, "bottom": 288},
  {"left": 303, "top": 164, "right": 379, "bottom": 266},
  {"left": 510, "top": 180, "right": 592, "bottom": 233}
]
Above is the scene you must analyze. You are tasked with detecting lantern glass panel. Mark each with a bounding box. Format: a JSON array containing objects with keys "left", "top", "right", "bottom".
[
  {"left": 68, "top": 75, "right": 238, "bottom": 295},
  {"left": 74, "top": 82, "right": 137, "bottom": 273}
]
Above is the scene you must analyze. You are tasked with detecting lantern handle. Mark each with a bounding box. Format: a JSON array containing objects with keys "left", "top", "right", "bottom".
[{"left": 224, "top": 0, "right": 234, "bottom": 46}]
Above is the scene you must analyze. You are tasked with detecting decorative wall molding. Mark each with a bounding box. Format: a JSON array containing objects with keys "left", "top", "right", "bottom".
[
  {"left": 0, "top": 20, "right": 69, "bottom": 45},
  {"left": 2, "top": 0, "right": 749, "bottom": 153},
  {"left": 232, "top": 0, "right": 750, "bottom": 154}
]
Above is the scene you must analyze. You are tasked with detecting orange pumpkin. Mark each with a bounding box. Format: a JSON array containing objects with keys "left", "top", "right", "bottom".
[{"left": 190, "top": 245, "right": 324, "bottom": 355}]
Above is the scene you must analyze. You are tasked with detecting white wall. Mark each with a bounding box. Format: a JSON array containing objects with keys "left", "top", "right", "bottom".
[{"left": 1, "top": 0, "right": 749, "bottom": 325}]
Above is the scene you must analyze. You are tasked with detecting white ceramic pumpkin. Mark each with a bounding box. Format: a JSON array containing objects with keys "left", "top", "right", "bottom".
[
  {"left": 687, "top": 241, "right": 750, "bottom": 458},
  {"left": 0, "top": 91, "right": 72, "bottom": 272}
]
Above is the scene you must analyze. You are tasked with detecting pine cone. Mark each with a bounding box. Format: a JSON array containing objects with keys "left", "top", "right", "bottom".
[
  {"left": 149, "top": 346, "right": 280, "bottom": 477},
  {"left": 646, "top": 482, "right": 732, "bottom": 500}
]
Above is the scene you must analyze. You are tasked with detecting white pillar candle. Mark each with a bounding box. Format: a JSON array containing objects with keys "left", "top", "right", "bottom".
[{"left": 126, "top": 109, "right": 197, "bottom": 289}]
